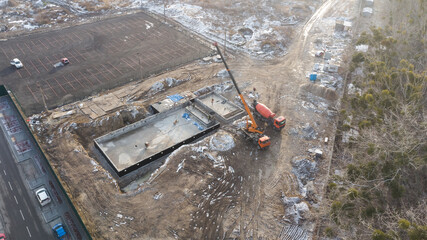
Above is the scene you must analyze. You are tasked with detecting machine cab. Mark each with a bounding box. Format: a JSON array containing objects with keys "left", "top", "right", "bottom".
[
  {"left": 258, "top": 135, "right": 271, "bottom": 149},
  {"left": 274, "top": 116, "right": 286, "bottom": 130}
]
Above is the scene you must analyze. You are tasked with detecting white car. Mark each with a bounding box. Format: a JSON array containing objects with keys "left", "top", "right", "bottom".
[
  {"left": 10, "top": 58, "right": 23, "bottom": 69},
  {"left": 35, "top": 188, "right": 51, "bottom": 206}
]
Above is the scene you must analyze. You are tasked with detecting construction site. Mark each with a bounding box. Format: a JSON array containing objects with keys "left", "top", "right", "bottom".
[
  {"left": 0, "top": 0, "right": 393, "bottom": 239},
  {"left": 94, "top": 91, "right": 245, "bottom": 178}
]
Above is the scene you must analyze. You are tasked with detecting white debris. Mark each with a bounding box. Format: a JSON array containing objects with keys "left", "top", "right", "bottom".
[
  {"left": 0, "top": 0, "right": 7, "bottom": 7},
  {"left": 356, "top": 44, "right": 369, "bottom": 52},
  {"left": 215, "top": 69, "right": 230, "bottom": 79},
  {"left": 362, "top": 7, "right": 373, "bottom": 17},
  {"left": 145, "top": 21, "right": 153, "bottom": 29},
  {"left": 232, "top": 117, "right": 247, "bottom": 129},
  {"left": 165, "top": 77, "right": 177, "bottom": 87},
  {"left": 90, "top": 160, "right": 99, "bottom": 172},
  {"left": 209, "top": 132, "right": 235, "bottom": 152},
  {"left": 206, "top": 153, "right": 225, "bottom": 169},
  {"left": 348, "top": 83, "right": 362, "bottom": 95},
  {"left": 129, "top": 1, "right": 292, "bottom": 59},
  {"left": 342, "top": 129, "right": 359, "bottom": 143},
  {"left": 334, "top": 170, "right": 344, "bottom": 177},
  {"left": 192, "top": 146, "right": 208, "bottom": 153},
  {"left": 292, "top": 158, "right": 318, "bottom": 196},
  {"left": 130, "top": 107, "right": 139, "bottom": 118},
  {"left": 116, "top": 214, "right": 123, "bottom": 219},
  {"left": 177, "top": 159, "right": 185, "bottom": 172},
  {"left": 282, "top": 195, "right": 310, "bottom": 224},
  {"left": 149, "top": 81, "right": 164, "bottom": 95},
  {"left": 153, "top": 192, "right": 163, "bottom": 200}
]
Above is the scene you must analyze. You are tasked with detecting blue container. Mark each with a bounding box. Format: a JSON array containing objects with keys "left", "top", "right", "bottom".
[{"left": 309, "top": 74, "right": 317, "bottom": 82}]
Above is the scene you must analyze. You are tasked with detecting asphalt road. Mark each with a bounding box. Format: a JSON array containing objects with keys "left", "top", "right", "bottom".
[{"left": 0, "top": 127, "right": 54, "bottom": 239}]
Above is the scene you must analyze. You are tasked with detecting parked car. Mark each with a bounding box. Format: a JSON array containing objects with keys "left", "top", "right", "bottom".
[
  {"left": 35, "top": 188, "right": 51, "bottom": 206},
  {"left": 0, "top": 233, "right": 6, "bottom": 240},
  {"left": 52, "top": 223, "right": 66, "bottom": 240},
  {"left": 10, "top": 58, "right": 23, "bottom": 69},
  {"left": 60, "top": 58, "right": 69, "bottom": 64},
  {"left": 53, "top": 58, "right": 69, "bottom": 68}
]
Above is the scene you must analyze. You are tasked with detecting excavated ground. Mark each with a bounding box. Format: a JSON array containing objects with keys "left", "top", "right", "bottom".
[{"left": 29, "top": 0, "right": 367, "bottom": 239}]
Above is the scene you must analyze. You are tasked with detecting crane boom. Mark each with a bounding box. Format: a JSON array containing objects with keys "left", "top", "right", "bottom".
[{"left": 213, "top": 42, "right": 262, "bottom": 134}]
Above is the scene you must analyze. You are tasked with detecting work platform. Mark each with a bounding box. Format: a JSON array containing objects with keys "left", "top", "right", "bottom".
[{"left": 195, "top": 92, "right": 245, "bottom": 123}]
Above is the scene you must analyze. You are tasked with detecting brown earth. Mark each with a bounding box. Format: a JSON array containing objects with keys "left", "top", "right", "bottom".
[{"left": 31, "top": 0, "right": 370, "bottom": 239}]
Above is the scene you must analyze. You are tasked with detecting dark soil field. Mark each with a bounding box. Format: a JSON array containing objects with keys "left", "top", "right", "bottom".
[{"left": 0, "top": 12, "right": 211, "bottom": 115}]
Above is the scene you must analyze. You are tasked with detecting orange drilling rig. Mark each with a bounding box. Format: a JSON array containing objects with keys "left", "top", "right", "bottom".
[{"left": 213, "top": 42, "right": 271, "bottom": 149}]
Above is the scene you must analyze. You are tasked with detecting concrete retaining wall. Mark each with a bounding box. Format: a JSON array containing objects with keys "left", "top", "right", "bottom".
[
  {"left": 95, "top": 122, "right": 220, "bottom": 177},
  {"left": 95, "top": 99, "right": 221, "bottom": 177},
  {"left": 96, "top": 101, "right": 190, "bottom": 144}
]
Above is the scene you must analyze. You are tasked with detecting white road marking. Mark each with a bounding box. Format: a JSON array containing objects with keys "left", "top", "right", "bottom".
[
  {"left": 3, "top": 170, "right": 6, "bottom": 175},
  {"left": 26, "top": 226, "right": 32, "bottom": 237},
  {"left": 14, "top": 195, "right": 18, "bottom": 204},
  {"left": 8, "top": 181, "right": 13, "bottom": 191},
  {"left": 20, "top": 209, "right": 25, "bottom": 220}
]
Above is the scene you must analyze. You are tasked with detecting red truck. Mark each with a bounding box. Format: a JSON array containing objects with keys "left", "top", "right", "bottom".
[{"left": 253, "top": 100, "right": 286, "bottom": 131}]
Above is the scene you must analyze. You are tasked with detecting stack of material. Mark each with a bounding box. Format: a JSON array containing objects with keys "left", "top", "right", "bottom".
[{"left": 362, "top": 7, "right": 373, "bottom": 17}]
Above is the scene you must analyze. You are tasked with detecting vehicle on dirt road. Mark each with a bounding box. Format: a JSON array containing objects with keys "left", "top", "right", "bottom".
[
  {"left": 35, "top": 188, "right": 51, "bottom": 206},
  {"left": 214, "top": 42, "right": 271, "bottom": 149},
  {"left": 253, "top": 100, "right": 286, "bottom": 131},
  {"left": 10, "top": 58, "right": 23, "bottom": 69},
  {"left": 52, "top": 223, "right": 66, "bottom": 240}
]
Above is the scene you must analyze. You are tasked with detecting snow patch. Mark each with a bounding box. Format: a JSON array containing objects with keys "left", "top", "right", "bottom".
[
  {"left": 282, "top": 195, "right": 310, "bottom": 224},
  {"left": 177, "top": 159, "right": 185, "bottom": 172},
  {"left": 206, "top": 153, "right": 225, "bottom": 169},
  {"left": 209, "top": 133, "right": 235, "bottom": 152},
  {"left": 292, "top": 157, "right": 318, "bottom": 197}
]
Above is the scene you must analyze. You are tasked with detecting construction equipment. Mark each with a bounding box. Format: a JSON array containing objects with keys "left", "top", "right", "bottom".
[
  {"left": 213, "top": 42, "right": 271, "bottom": 149},
  {"left": 253, "top": 100, "right": 286, "bottom": 131}
]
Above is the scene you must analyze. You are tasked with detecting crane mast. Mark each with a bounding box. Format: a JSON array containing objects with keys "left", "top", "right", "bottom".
[{"left": 213, "top": 42, "right": 263, "bottom": 135}]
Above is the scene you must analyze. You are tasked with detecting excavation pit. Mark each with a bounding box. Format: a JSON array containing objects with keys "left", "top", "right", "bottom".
[{"left": 95, "top": 101, "right": 220, "bottom": 177}]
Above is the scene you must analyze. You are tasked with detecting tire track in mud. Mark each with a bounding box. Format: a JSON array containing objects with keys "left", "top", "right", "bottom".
[
  {"left": 219, "top": 1, "right": 345, "bottom": 238},
  {"left": 188, "top": 169, "right": 240, "bottom": 239},
  {"left": 181, "top": 2, "right": 345, "bottom": 238}
]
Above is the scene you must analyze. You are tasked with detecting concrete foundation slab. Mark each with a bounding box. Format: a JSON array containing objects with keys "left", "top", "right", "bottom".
[
  {"left": 196, "top": 92, "right": 245, "bottom": 123},
  {"left": 95, "top": 101, "right": 219, "bottom": 176}
]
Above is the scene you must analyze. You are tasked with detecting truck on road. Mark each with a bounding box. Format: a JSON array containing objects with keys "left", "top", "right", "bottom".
[{"left": 253, "top": 100, "right": 286, "bottom": 131}]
